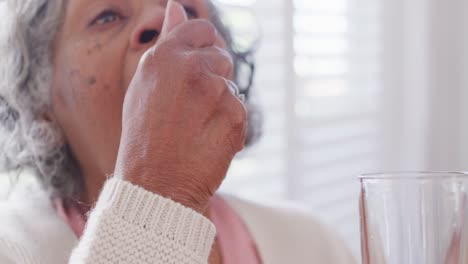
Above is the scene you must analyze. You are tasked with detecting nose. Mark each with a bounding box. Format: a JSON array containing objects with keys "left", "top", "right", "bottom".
[{"left": 130, "top": 7, "right": 166, "bottom": 51}]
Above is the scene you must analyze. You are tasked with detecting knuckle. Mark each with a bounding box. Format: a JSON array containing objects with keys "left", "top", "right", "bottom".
[
  {"left": 218, "top": 48, "right": 234, "bottom": 64},
  {"left": 202, "top": 79, "right": 225, "bottom": 105},
  {"left": 140, "top": 42, "right": 173, "bottom": 72},
  {"left": 198, "top": 19, "right": 217, "bottom": 34},
  {"left": 155, "top": 39, "right": 173, "bottom": 53},
  {"left": 193, "top": 19, "right": 217, "bottom": 41},
  {"left": 154, "top": 40, "right": 178, "bottom": 62},
  {"left": 231, "top": 103, "right": 248, "bottom": 130},
  {"left": 211, "top": 47, "right": 234, "bottom": 78},
  {"left": 220, "top": 53, "right": 234, "bottom": 76},
  {"left": 185, "top": 51, "right": 203, "bottom": 67},
  {"left": 211, "top": 82, "right": 226, "bottom": 102},
  {"left": 184, "top": 52, "right": 205, "bottom": 81},
  {"left": 195, "top": 79, "right": 226, "bottom": 109},
  {"left": 229, "top": 109, "right": 248, "bottom": 152}
]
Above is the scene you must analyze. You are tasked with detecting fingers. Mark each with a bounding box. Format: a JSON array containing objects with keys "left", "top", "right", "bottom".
[
  {"left": 225, "top": 79, "right": 245, "bottom": 103},
  {"left": 199, "top": 75, "right": 247, "bottom": 154},
  {"left": 218, "top": 78, "right": 248, "bottom": 153},
  {"left": 161, "top": 0, "right": 188, "bottom": 36},
  {"left": 187, "top": 72, "right": 245, "bottom": 116},
  {"left": 160, "top": 0, "right": 217, "bottom": 48},
  {"left": 197, "top": 47, "right": 233, "bottom": 79},
  {"left": 170, "top": 19, "right": 217, "bottom": 48}
]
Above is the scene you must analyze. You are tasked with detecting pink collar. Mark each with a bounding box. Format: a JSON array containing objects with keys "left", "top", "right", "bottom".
[
  {"left": 209, "top": 195, "right": 262, "bottom": 264},
  {"left": 54, "top": 195, "right": 262, "bottom": 264}
]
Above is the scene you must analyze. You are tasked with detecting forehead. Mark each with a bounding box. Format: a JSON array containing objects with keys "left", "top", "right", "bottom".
[
  {"left": 65, "top": 0, "right": 208, "bottom": 8},
  {"left": 64, "top": 0, "right": 211, "bottom": 20}
]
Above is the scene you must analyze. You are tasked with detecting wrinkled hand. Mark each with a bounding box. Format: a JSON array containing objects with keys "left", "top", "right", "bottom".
[{"left": 114, "top": 0, "right": 247, "bottom": 213}]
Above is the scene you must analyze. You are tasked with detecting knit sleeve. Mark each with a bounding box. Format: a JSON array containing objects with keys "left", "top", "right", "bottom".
[
  {"left": 69, "top": 178, "right": 216, "bottom": 264},
  {"left": 0, "top": 237, "right": 37, "bottom": 264}
]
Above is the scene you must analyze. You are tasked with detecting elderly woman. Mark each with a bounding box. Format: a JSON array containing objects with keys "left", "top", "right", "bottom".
[{"left": 0, "top": 0, "right": 355, "bottom": 263}]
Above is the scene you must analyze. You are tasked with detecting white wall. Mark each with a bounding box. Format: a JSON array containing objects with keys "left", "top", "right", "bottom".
[
  {"left": 381, "top": 0, "right": 430, "bottom": 171},
  {"left": 426, "top": 0, "right": 467, "bottom": 171},
  {"left": 382, "top": 0, "right": 468, "bottom": 172},
  {"left": 461, "top": 0, "right": 468, "bottom": 170}
]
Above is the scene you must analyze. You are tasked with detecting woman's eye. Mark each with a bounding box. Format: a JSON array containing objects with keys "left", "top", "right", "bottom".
[
  {"left": 90, "top": 10, "right": 121, "bottom": 26},
  {"left": 183, "top": 6, "right": 198, "bottom": 19}
]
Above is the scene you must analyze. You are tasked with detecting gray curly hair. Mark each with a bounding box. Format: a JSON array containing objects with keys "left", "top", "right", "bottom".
[{"left": 0, "top": 0, "right": 260, "bottom": 199}]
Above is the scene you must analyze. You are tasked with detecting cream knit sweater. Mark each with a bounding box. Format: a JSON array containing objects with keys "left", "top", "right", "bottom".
[
  {"left": 1, "top": 178, "right": 216, "bottom": 264},
  {"left": 0, "top": 178, "right": 357, "bottom": 264}
]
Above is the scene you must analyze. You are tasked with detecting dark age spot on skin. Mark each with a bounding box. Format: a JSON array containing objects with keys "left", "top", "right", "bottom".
[
  {"left": 94, "top": 42, "right": 102, "bottom": 51},
  {"left": 87, "top": 76, "right": 97, "bottom": 86}
]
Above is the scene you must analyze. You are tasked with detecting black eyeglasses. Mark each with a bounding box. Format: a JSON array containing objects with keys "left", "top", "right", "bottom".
[{"left": 236, "top": 52, "right": 255, "bottom": 100}]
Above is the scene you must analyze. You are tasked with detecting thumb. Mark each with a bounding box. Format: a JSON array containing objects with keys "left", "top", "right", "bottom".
[{"left": 161, "top": 0, "right": 188, "bottom": 37}]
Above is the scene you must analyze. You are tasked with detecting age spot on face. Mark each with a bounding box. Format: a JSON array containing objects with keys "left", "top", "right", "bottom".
[
  {"left": 87, "top": 76, "right": 97, "bottom": 86},
  {"left": 94, "top": 42, "right": 102, "bottom": 51}
]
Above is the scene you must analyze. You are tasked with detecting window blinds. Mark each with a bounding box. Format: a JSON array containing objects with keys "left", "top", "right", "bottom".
[{"left": 219, "top": 0, "right": 383, "bottom": 257}]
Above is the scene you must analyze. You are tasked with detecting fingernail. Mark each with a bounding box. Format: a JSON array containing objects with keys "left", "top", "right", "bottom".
[
  {"left": 162, "top": 0, "right": 174, "bottom": 34},
  {"left": 167, "top": 0, "right": 175, "bottom": 12},
  {"left": 165, "top": 0, "right": 174, "bottom": 20}
]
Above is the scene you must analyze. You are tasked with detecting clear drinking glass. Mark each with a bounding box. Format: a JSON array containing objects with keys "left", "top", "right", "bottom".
[{"left": 359, "top": 172, "right": 468, "bottom": 264}]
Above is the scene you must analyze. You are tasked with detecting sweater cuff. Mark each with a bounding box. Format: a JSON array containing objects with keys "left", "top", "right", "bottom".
[{"left": 92, "top": 178, "right": 216, "bottom": 260}]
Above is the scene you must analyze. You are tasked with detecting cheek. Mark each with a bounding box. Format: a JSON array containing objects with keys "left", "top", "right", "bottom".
[
  {"left": 51, "top": 55, "right": 126, "bottom": 171},
  {"left": 53, "top": 38, "right": 123, "bottom": 107},
  {"left": 51, "top": 66, "right": 86, "bottom": 117},
  {"left": 51, "top": 49, "right": 126, "bottom": 135}
]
